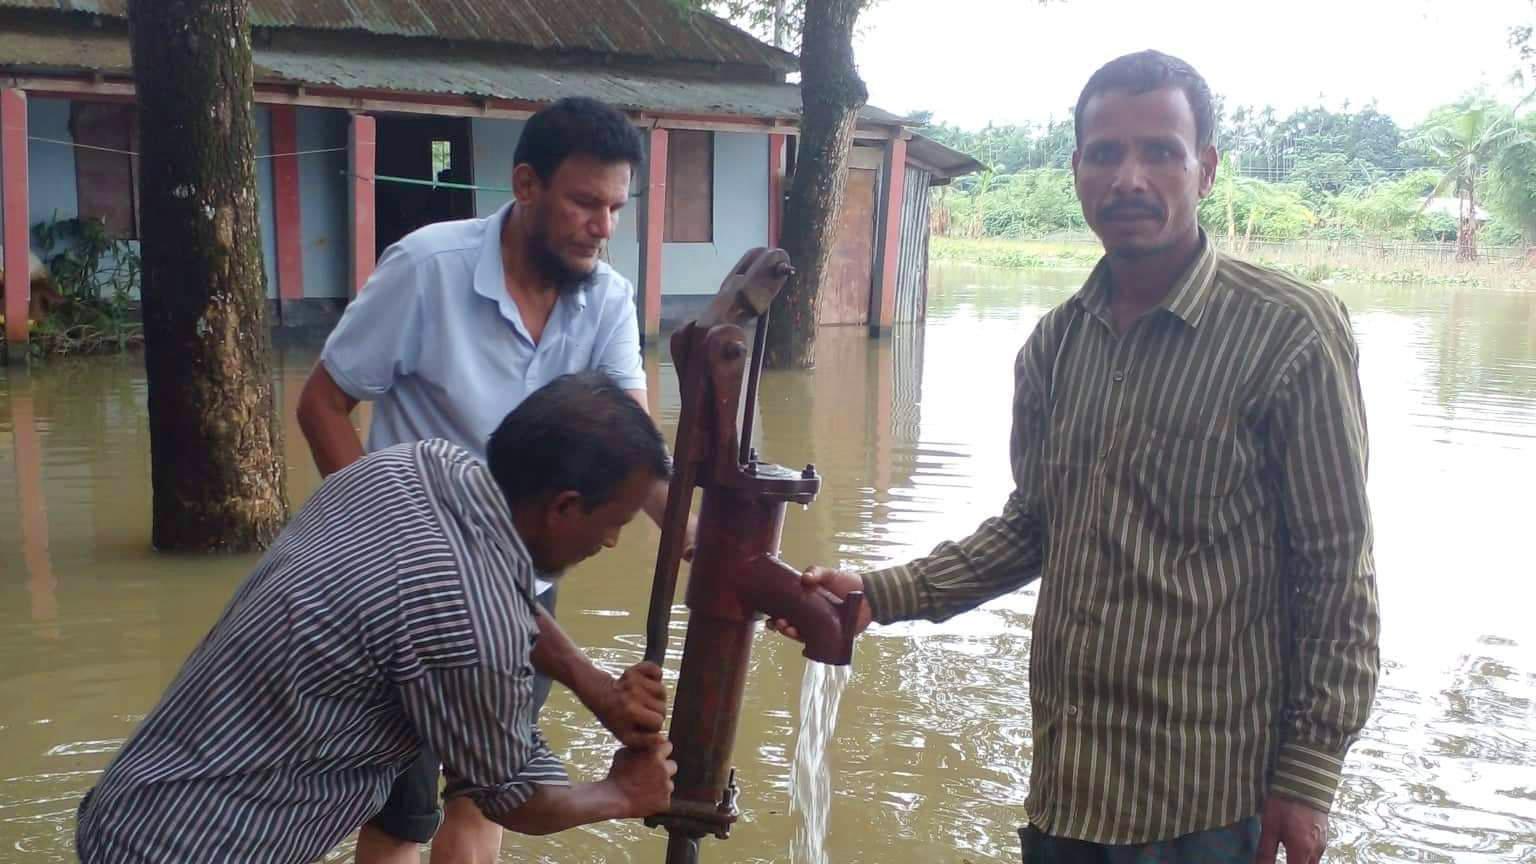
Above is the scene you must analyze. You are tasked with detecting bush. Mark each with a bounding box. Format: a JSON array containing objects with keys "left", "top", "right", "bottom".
[{"left": 27, "top": 215, "right": 143, "bottom": 356}]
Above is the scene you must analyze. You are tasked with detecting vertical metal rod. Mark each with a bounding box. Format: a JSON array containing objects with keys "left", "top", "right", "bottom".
[
  {"left": 738, "top": 312, "right": 769, "bottom": 465},
  {"left": 644, "top": 331, "right": 703, "bottom": 667},
  {"left": 665, "top": 832, "right": 701, "bottom": 864}
]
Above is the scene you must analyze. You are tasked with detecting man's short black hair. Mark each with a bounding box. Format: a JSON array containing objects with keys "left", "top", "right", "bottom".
[
  {"left": 487, "top": 371, "right": 670, "bottom": 510},
  {"left": 1074, "top": 50, "right": 1216, "bottom": 150},
  {"left": 513, "top": 97, "right": 645, "bottom": 181}
]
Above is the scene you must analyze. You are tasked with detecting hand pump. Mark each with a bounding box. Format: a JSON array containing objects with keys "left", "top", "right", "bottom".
[{"left": 642, "top": 248, "right": 863, "bottom": 864}]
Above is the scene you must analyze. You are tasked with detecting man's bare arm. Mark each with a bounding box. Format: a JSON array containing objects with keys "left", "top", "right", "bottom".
[
  {"left": 530, "top": 606, "right": 666, "bottom": 749},
  {"left": 297, "top": 363, "right": 365, "bottom": 477},
  {"left": 486, "top": 743, "right": 675, "bottom": 835}
]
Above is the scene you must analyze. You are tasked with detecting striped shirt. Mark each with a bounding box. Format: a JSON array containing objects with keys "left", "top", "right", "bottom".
[
  {"left": 863, "top": 237, "right": 1379, "bottom": 845},
  {"left": 75, "top": 440, "right": 568, "bottom": 864}
]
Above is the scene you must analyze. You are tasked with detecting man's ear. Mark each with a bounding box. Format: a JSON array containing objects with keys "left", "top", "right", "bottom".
[
  {"left": 513, "top": 163, "right": 542, "bottom": 205},
  {"left": 1197, "top": 146, "right": 1220, "bottom": 199},
  {"left": 547, "top": 490, "right": 584, "bottom": 521}
]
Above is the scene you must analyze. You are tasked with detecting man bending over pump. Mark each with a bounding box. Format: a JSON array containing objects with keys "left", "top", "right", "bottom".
[{"left": 75, "top": 371, "right": 678, "bottom": 864}]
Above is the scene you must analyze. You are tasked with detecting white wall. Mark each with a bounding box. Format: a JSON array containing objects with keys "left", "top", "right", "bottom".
[
  {"left": 471, "top": 117, "right": 524, "bottom": 218},
  {"left": 662, "top": 131, "right": 769, "bottom": 296}
]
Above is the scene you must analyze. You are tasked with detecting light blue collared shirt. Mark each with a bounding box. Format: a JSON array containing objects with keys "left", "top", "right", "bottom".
[{"left": 322, "top": 202, "right": 646, "bottom": 592}]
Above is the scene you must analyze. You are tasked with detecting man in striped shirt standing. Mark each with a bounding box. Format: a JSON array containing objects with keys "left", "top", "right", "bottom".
[
  {"left": 76, "top": 372, "right": 678, "bottom": 863},
  {"left": 777, "top": 51, "right": 1379, "bottom": 864}
]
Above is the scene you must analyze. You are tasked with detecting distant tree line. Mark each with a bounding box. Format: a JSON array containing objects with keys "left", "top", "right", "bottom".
[{"left": 918, "top": 94, "right": 1536, "bottom": 261}]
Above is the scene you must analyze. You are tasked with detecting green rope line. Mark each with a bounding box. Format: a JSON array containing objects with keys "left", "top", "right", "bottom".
[
  {"left": 354, "top": 172, "right": 642, "bottom": 197},
  {"left": 372, "top": 173, "right": 510, "bottom": 193}
]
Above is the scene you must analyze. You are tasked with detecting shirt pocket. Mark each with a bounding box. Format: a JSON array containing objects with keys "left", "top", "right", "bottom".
[{"left": 1131, "top": 423, "right": 1253, "bottom": 546}]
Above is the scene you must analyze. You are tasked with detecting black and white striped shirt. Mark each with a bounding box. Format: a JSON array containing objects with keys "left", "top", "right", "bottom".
[{"left": 75, "top": 440, "right": 568, "bottom": 863}]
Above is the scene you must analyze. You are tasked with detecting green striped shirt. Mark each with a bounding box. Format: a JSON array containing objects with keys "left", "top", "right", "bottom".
[{"left": 863, "top": 238, "right": 1379, "bottom": 845}]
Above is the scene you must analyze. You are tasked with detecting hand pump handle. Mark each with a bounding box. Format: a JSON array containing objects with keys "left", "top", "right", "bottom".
[{"left": 641, "top": 249, "right": 795, "bottom": 668}]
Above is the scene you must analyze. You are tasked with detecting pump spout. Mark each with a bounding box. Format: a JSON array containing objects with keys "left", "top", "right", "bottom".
[{"left": 743, "top": 555, "right": 862, "bottom": 666}]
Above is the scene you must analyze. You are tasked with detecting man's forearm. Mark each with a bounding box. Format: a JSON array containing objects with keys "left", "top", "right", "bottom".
[
  {"left": 297, "top": 366, "right": 366, "bottom": 477},
  {"left": 487, "top": 780, "right": 629, "bottom": 835},
  {"left": 302, "top": 411, "right": 366, "bottom": 477},
  {"left": 642, "top": 477, "right": 671, "bottom": 527},
  {"left": 530, "top": 608, "right": 611, "bottom": 707}
]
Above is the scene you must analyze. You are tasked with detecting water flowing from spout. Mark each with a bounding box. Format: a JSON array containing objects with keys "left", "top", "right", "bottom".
[{"left": 789, "top": 660, "right": 851, "bottom": 864}]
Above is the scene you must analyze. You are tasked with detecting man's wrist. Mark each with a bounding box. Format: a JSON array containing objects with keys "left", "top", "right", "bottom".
[
  {"left": 569, "top": 658, "right": 617, "bottom": 714},
  {"left": 861, "top": 564, "right": 927, "bottom": 624},
  {"left": 587, "top": 778, "right": 634, "bottom": 821}
]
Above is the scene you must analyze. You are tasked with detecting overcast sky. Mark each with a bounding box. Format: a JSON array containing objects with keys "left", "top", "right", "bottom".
[{"left": 850, "top": 0, "right": 1533, "bottom": 129}]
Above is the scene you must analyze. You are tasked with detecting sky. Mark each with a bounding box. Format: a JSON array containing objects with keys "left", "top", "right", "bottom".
[{"left": 850, "top": 0, "right": 1534, "bottom": 130}]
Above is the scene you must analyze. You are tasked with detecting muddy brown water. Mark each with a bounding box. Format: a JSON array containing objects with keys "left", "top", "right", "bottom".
[{"left": 2, "top": 265, "right": 1534, "bottom": 863}]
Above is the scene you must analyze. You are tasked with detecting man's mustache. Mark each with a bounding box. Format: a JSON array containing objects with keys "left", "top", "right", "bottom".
[{"left": 1099, "top": 201, "right": 1165, "bottom": 221}]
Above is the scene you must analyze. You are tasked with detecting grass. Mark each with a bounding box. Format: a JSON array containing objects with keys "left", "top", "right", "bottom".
[
  {"left": 931, "top": 235, "right": 1535, "bottom": 289},
  {"left": 930, "top": 237, "right": 1101, "bottom": 270}
]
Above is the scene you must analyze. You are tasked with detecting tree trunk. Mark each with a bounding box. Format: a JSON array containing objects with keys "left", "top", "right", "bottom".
[
  {"left": 763, "top": 0, "right": 868, "bottom": 370},
  {"left": 129, "top": 0, "right": 288, "bottom": 551},
  {"left": 1457, "top": 183, "right": 1478, "bottom": 262}
]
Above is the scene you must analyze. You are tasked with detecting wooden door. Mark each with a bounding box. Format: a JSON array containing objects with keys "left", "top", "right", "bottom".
[{"left": 820, "top": 166, "right": 878, "bottom": 326}]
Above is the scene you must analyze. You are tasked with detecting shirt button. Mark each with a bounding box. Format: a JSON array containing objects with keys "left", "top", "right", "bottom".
[
  {"left": 1066, "top": 705, "right": 1080, "bottom": 717},
  {"left": 1111, "top": 370, "right": 1125, "bottom": 383}
]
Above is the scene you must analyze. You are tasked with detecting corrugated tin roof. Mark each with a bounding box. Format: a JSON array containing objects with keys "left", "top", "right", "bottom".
[
  {"left": 0, "top": 0, "right": 797, "bottom": 71},
  {"left": 907, "top": 134, "right": 985, "bottom": 181},
  {"left": 0, "top": 25, "right": 979, "bottom": 179}
]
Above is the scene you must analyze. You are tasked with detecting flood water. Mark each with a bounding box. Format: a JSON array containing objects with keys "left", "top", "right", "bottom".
[{"left": 2, "top": 263, "right": 1535, "bottom": 864}]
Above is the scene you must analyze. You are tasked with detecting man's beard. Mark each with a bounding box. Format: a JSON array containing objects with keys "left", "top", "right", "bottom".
[{"left": 527, "top": 222, "right": 600, "bottom": 295}]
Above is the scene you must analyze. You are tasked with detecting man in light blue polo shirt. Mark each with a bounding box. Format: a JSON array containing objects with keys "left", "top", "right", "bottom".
[{"left": 297, "top": 97, "right": 680, "bottom": 864}]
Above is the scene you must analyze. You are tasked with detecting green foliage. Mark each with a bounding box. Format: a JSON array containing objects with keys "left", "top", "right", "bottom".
[
  {"left": 1407, "top": 96, "right": 1533, "bottom": 255},
  {"left": 1199, "top": 160, "right": 1318, "bottom": 241},
  {"left": 928, "top": 94, "right": 1536, "bottom": 254},
  {"left": 921, "top": 119, "right": 1074, "bottom": 176},
  {"left": 668, "top": 0, "right": 881, "bottom": 48},
  {"left": 28, "top": 214, "right": 143, "bottom": 356},
  {"left": 1327, "top": 170, "right": 1451, "bottom": 241},
  {"left": 1484, "top": 114, "right": 1536, "bottom": 241},
  {"left": 943, "top": 168, "right": 1085, "bottom": 238}
]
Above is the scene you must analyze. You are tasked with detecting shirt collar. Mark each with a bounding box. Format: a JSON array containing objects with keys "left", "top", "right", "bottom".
[
  {"left": 1073, "top": 231, "right": 1220, "bottom": 328},
  {"left": 474, "top": 203, "right": 591, "bottom": 330},
  {"left": 435, "top": 445, "right": 552, "bottom": 603}
]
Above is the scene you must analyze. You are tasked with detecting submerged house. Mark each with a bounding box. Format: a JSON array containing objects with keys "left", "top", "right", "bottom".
[{"left": 0, "top": 0, "right": 980, "bottom": 358}]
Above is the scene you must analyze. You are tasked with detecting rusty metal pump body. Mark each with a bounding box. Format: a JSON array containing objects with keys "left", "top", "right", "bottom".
[{"left": 642, "top": 249, "right": 862, "bottom": 863}]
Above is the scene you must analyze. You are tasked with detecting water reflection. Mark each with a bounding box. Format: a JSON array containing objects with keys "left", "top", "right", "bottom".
[{"left": 1, "top": 265, "right": 1534, "bottom": 863}]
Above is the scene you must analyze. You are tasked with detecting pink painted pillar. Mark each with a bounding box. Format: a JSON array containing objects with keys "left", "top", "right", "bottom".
[
  {"left": 637, "top": 127, "right": 668, "bottom": 340},
  {"left": 2, "top": 88, "right": 29, "bottom": 361},
  {"left": 271, "top": 105, "right": 305, "bottom": 311},
  {"left": 870, "top": 134, "right": 908, "bottom": 335},
  {"left": 348, "top": 113, "right": 376, "bottom": 296}
]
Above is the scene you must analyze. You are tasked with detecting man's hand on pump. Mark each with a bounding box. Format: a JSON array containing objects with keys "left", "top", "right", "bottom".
[{"left": 765, "top": 566, "right": 873, "bottom": 642}]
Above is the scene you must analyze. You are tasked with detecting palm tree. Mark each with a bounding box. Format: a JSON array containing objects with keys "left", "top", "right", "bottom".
[
  {"left": 1485, "top": 113, "right": 1536, "bottom": 251},
  {"left": 1410, "top": 97, "right": 1531, "bottom": 261}
]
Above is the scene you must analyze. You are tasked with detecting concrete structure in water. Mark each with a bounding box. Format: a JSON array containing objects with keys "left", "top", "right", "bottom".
[{"left": 0, "top": 0, "right": 981, "bottom": 362}]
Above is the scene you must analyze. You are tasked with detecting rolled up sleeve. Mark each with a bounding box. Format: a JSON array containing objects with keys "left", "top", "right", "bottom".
[{"left": 399, "top": 665, "right": 569, "bottom": 822}]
